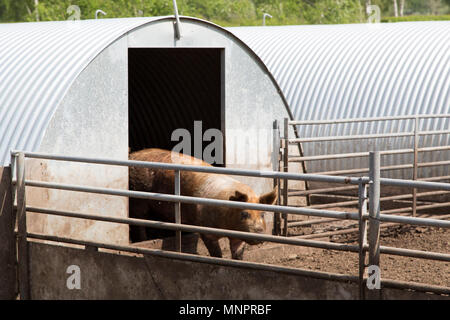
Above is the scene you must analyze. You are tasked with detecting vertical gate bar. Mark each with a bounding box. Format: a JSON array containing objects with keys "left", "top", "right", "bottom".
[
  {"left": 358, "top": 179, "right": 368, "bottom": 300},
  {"left": 11, "top": 153, "right": 18, "bottom": 218},
  {"left": 10, "top": 153, "right": 16, "bottom": 193},
  {"left": 272, "top": 120, "right": 281, "bottom": 235},
  {"left": 276, "top": 182, "right": 281, "bottom": 228},
  {"left": 174, "top": 169, "right": 181, "bottom": 252},
  {"left": 294, "top": 122, "right": 311, "bottom": 207},
  {"left": 16, "top": 153, "right": 30, "bottom": 300},
  {"left": 283, "top": 118, "right": 289, "bottom": 236},
  {"left": 10, "top": 153, "right": 17, "bottom": 223},
  {"left": 368, "top": 151, "right": 381, "bottom": 299},
  {"left": 412, "top": 116, "right": 419, "bottom": 217}
]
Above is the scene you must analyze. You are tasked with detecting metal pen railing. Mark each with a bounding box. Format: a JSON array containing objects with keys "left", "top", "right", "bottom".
[
  {"left": 276, "top": 114, "right": 450, "bottom": 235},
  {"left": 10, "top": 150, "right": 450, "bottom": 300}
]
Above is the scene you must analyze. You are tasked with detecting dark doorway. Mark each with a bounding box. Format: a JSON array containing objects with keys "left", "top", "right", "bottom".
[
  {"left": 128, "top": 48, "right": 224, "bottom": 164},
  {"left": 128, "top": 48, "right": 224, "bottom": 243}
]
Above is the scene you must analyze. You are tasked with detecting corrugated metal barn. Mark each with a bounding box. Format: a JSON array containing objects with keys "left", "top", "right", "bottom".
[
  {"left": 1, "top": 17, "right": 450, "bottom": 301},
  {"left": 229, "top": 21, "right": 449, "bottom": 179},
  {"left": 0, "top": 17, "right": 448, "bottom": 244},
  {"left": 0, "top": 16, "right": 292, "bottom": 244}
]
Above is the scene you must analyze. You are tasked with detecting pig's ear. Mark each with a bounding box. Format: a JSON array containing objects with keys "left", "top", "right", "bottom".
[
  {"left": 259, "top": 188, "right": 278, "bottom": 205},
  {"left": 229, "top": 190, "right": 249, "bottom": 202}
]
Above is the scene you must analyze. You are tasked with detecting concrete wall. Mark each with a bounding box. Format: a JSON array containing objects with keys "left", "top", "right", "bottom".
[
  {"left": 28, "top": 241, "right": 447, "bottom": 300},
  {"left": 26, "top": 37, "right": 129, "bottom": 246}
]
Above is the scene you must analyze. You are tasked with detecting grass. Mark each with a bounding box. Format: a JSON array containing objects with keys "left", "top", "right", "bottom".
[{"left": 381, "top": 14, "right": 450, "bottom": 23}]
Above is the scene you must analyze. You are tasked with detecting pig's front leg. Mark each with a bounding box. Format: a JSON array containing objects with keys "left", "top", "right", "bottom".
[
  {"left": 229, "top": 238, "right": 246, "bottom": 260},
  {"left": 201, "top": 234, "right": 223, "bottom": 258}
]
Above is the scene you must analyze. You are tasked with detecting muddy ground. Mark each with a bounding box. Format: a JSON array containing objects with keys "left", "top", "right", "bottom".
[
  {"left": 135, "top": 223, "right": 449, "bottom": 288},
  {"left": 260, "top": 226, "right": 449, "bottom": 287}
]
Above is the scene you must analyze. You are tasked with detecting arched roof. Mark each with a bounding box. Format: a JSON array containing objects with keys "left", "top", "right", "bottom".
[
  {"left": 0, "top": 17, "right": 163, "bottom": 165},
  {"left": 0, "top": 16, "right": 291, "bottom": 166},
  {"left": 229, "top": 22, "right": 449, "bottom": 176},
  {"left": 2, "top": 18, "right": 448, "bottom": 174},
  {"left": 229, "top": 22, "right": 449, "bottom": 121}
]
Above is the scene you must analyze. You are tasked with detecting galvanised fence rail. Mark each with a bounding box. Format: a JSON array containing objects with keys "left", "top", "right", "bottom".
[
  {"left": 275, "top": 114, "right": 450, "bottom": 236},
  {"left": 10, "top": 150, "right": 450, "bottom": 300}
]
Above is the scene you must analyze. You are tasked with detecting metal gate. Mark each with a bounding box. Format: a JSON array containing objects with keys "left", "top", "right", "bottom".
[
  {"left": 274, "top": 114, "right": 450, "bottom": 237},
  {"left": 9, "top": 150, "right": 450, "bottom": 299}
]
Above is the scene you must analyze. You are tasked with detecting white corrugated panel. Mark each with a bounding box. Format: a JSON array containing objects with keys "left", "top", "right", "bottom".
[
  {"left": 0, "top": 17, "right": 165, "bottom": 166},
  {"left": 1, "top": 19, "right": 448, "bottom": 179},
  {"left": 229, "top": 22, "right": 450, "bottom": 178}
]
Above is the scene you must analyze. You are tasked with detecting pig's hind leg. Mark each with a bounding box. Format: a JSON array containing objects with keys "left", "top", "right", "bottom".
[{"left": 200, "top": 234, "right": 223, "bottom": 258}]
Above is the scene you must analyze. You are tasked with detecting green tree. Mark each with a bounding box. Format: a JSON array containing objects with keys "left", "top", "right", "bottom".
[
  {"left": 1, "top": 0, "right": 448, "bottom": 25},
  {"left": 0, "top": 0, "right": 34, "bottom": 22},
  {"left": 298, "top": 0, "right": 364, "bottom": 24}
]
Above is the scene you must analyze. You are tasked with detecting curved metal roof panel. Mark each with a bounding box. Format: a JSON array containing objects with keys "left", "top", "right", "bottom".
[
  {"left": 1, "top": 19, "right": 448, "bottom": 179},
  {"left": 229, "top": 22, "right": 449, "bottom": 120},
  {"left": 229, "top": 22, "right": 450, "bottom": 177},
  {"left": 0, "top": 17, "right": 165, "bottom": 165}
]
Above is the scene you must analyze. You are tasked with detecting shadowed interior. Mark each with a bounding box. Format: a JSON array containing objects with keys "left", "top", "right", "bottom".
[
  {"left": 128, "top": 48, "right": 224, "bottom": 242},
  {"left": 128, "top": 48, "right": 223, "bottom": 163}
]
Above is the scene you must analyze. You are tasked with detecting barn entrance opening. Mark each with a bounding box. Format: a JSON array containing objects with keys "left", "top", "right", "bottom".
[
  {"left": 128, "top": 48, "right": 224, "bottom": 165},
  {"left": 128, "top": 48, "right": 224, "bottom": 244}
]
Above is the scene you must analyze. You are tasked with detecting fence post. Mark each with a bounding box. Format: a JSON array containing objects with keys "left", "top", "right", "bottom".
[
  {"left": 10, "top": 153, "right": 18, "bottom": 298},
  {"left": 174, "top": 170, "right": 181, "bottom": 252},
  {"left": 16, "top": 152, "right": 30, "bottom": 300},
  {"left": 283, "top": 118, "right": 289, "bottom": 236},
  {"left": 368, "top": 151, "right": 381, "bottom": 300},
  {"left": 272, "top": 120, "right": 281, "bottom": 236},
  {"left": 412, "top": 116, "right": 419, "bottom": 217},
  {"left": 0, "top": 166, "right": 16, "bottom": 299},
  {"left": 358, "top": 179, "right": 368, "bottom": 300}
]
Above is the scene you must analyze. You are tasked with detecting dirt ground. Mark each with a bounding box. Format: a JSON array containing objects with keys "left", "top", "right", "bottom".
[
  {"left": 136, "top": 222, "right": 449, "bottom": 288},
  {"left": 255, "top": 225, "right": 449, "bottom": 287},
  {"left": 134, "top": 197, "right": 449, "bottom": 288}
]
